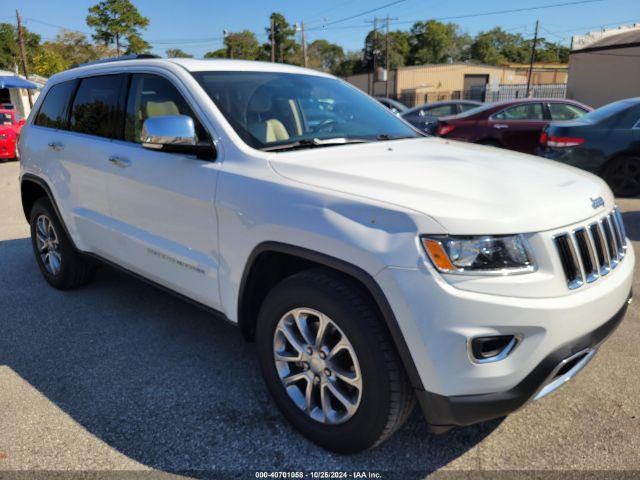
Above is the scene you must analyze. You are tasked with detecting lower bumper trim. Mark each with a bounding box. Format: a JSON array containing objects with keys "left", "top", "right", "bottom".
[{"left": 418, "top": 290, "right": 631, "bottom": 430}]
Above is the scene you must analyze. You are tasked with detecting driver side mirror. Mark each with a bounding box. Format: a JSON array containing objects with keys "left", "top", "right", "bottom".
[{"left": 141, "top": 115, "right": 216, "bottom": 160}]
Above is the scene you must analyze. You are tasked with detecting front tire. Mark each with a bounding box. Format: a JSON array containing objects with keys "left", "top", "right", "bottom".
[
  {"left": 29, "top": 198, "right": 95, "bottom": 289},
  {"left": 256, "top": 268, "right": 415, "bottom": 453},
  {"left": 602, "top": 155, "right": 640, "bottom": 197}
]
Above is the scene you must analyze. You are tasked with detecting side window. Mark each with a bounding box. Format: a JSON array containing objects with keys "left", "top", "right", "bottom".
[
  {"left": 69, "top": 75, "right": 123, "bottom": 138},
  {"left": 124, "top": 74, "right": 207, "bottom": 143},
  {"left": 549, "top": 103, "right": 587, "bottom": 121},
  {"left": 494, "top": 103, "right": 544, "bottom": 121},
  {"left": 423, "top": 105, "right": 455, "bottom": 117},
  {"left": 1, "top": 112, "right": 11, "bottom": 125},
  {"left": 459, "top": 103, "right": 479, "bottom": 113},
  {"left": 34, "top": 80, "right": 77, "bottom": 129}
]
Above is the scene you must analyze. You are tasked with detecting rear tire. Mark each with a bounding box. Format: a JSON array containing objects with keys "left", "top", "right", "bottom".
[
  {"left": 602, "top": 155, "right": 640, "bottom": 197},
  {"left": 29, "top": 197, "right": 95, "bottom": 289},
  {"left": 256, "top": 268, "right": 415, "bottom": 453}
]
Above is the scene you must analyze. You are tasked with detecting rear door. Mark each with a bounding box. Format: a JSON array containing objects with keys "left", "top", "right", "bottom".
[
  {"left": 60, "top": 74, "right": 127, "bottom": 256},
  {"left": 23, "top": 76, "right": 121, "bottom": 254},
  {"left": 104, "top": 72, "right": 221, "bottom": 309},
  {"left": 490, "top": 103, "right": 546, "bottom": 153}
]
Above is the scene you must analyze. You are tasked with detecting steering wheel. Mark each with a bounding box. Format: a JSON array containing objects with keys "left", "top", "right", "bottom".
[{"left": 314, "top": 119, "right": 338, "bottom": 133}]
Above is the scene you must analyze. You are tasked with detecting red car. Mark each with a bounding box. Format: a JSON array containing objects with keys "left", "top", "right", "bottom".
[
  {"left": 0, "top": 109, "right": 25, "bottom": 161},
  {"left": 436, "top": 99, "right": 592, "bottom": 154}
]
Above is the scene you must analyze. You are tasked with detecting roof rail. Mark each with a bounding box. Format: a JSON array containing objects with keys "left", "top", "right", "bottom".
[{"left": 70, "top": 54, "right": 161, "bottom": 69}]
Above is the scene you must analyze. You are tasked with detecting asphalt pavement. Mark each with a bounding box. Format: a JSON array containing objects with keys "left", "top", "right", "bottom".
[{"left": 0, "top": 160, "right": 639, "bottom": 479}]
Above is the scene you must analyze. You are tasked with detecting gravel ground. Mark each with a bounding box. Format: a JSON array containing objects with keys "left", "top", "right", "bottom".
[{"left": 0, "top": 160, "right": 639, "bottom": 479}]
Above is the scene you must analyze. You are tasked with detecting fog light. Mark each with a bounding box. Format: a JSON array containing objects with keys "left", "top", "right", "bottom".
[{"left": 469, "top": 335, "right": 519, "bottom": 363}]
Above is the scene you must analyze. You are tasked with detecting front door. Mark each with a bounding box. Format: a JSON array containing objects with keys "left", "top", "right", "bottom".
[
  {"left": 105, "top": 73, "right": 221, "bottom": 310},
  {"left": 490, "top": 102, "right": 547, "bottom": 154}
]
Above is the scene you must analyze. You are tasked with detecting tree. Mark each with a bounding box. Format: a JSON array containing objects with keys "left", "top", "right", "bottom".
[
  {"left": 0, "top": 22, "right": 41, "bottom": 72},
  {"left": 31, "top": 30, "right": 112, "bottom": 75},
  {"left": 307, "top": 39, "right": 344, "bottom": 73},
  {"left": 408, "top": 20, "right": 463, "bottom": 65},
  {"left": 333, "top": 51, "right": 364, "bottom": 77},
  {"left": 204, "top": 49, "right": 227, "bottom": 59},
  {"left": 166, "top": 48, "right": 193, "bottom": 58},
  {"left": 86, "top": 0, "right": 149, "bottom": 55},
  {"left": 224, "top": 30, "right": 261, "bottom": 60},
  {"left": 470, "top": 28, "right": 529, "bottom": 65},
  {"left": 263, "top": 13, "right": 297, "bottom": 63}
]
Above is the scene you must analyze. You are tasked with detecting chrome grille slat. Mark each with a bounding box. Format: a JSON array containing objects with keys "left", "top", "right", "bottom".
[{"left": 554, "top": 208, "right": 627, "bottom": 290}]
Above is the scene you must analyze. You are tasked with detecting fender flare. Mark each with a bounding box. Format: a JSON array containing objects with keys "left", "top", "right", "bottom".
[
  {"left": 238, "top": 241, "right": 425, "bottom": 391},
  {"left": 20, "top": 173, "right": 79, "bottom": 250}
]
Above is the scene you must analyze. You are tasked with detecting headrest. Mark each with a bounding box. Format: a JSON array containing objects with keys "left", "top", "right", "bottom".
[{"left": 248, "top": 93, "right": 273, "bottom": 113}]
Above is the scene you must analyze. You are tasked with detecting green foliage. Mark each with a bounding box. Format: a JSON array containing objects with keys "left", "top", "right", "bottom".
[
  {"left": 263, "top": 13, "right": 297, "bottom": 62},
  {"left": 225, "top": 30, "right": 261, "bottom": 60},
  {"left": 470, "top": 28, "right": 531, "bottom": 65},
  {"left": 86, "top": 0, "right": 149, "bottom": 54},
  {"left": 0, "top": 22, "right": 41, "bottom": 72},
  {"left": 166, "top": 48, "right": 193, "bottom": 58},
  {"left": 307, "top": 39, "right": 344, "bottom": 73},
  {"left": 408, "top": 20, "right": 463, "bottom": 64},
  {"left": 204, "top": 49, "right": 227, "bottom": 59}
]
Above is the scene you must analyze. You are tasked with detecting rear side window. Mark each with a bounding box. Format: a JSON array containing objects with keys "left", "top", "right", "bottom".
[
  {"left": 459, "top": 103, "right": 479, "bottom": 113},
  {"left": 494, "top": 103, "right": 544, "bottom": 121},
  {"left": 124, "top": 73, "right": 207, "bottom": 143},
  {"left": 549, "top": 103, "right": 587, "bottom": 121},
  {"left": 1, "top": 113, "right": 11, "bottom": 125},
  {"left": 422, "top": 104, "right": 455, "bottom": 117},
  {"left": 70, "top": 75, "right": 124, "bottom": 138},
  {"left": 34, "top": 80, "right": 77, "bottom": 129}
]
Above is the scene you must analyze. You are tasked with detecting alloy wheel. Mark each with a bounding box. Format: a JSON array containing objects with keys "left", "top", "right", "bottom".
[
  {"left": 35, "top": 214, "right": 62, "bottom": 276},
  {"left": 273, "top": 308, "right": 363, "bottom": 425}
]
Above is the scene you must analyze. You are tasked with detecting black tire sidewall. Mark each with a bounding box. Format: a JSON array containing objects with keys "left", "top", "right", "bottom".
[
  {"left": 29, "top": 199, "right": 73, "bottom": 288},
  {"left": 256, "top": 273, "right": 394, "bottom": 453},
  {"left": 604, "top": 156, "right": 640, "bottom": 197}
]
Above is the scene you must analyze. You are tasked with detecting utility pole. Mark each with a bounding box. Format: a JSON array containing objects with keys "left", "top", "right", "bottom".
[
  {"left": 270, "top": 17, "right": 275, "bottom": 63},
  {"left": 383, "top": 16, "right": 397, "bottom": 97},
  {"left": 526, "top": 20, "right": 539, "bottom": 97},
  {"left": 300, "top": 22, "right": 308, "bottom": 68},
  {"left": 223, "top": 29, "right": 233, "bottom": 59},
  {"left": 372, "top": 17, "right": 378, "bottom": 96},
  {"left": 15, "top": 10, "right": 33, "bottom": 108}
]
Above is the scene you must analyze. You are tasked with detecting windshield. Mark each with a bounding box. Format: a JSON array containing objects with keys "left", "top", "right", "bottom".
[{"left": 193, "top": 71, "right": 420, "bottom": 151}]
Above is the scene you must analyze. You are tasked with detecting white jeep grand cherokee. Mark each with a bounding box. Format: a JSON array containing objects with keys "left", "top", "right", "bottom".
[{"left": 19, "top": 56, "right": 634, "bottom": 453}]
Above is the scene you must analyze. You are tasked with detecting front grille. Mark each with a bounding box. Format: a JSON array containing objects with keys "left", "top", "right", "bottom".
[{"left": 553, "top": 207, "right": 627, "bottom": 290}]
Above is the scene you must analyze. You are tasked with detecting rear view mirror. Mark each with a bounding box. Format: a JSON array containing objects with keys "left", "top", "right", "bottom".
[{"left": 141, "top": 115, "right": 216, "bottom": 160}]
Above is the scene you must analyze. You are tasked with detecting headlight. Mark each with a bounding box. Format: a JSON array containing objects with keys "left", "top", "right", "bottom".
[{"left": 421, "top": 234, "right": 535, "bottom": 275}]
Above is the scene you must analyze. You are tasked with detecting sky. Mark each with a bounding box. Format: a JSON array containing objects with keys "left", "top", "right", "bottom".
[{"left": 3, "top": 0, "right": 640, "bottom": 58}]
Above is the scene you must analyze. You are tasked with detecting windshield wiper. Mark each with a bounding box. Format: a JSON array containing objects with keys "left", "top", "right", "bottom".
[{"left": 261, "top": 137, "right": 370, "bottom": 152}]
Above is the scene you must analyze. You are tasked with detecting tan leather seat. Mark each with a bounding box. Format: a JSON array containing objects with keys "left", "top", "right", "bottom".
[
  {"left": 246, "top": 93, "right": 290, "bottom": 144},
  {"left": 146, "top": 100, "right": 180, "bottom": 118},
  {"left": 248, "top": 119, "right": 290, "bottom": 143}
]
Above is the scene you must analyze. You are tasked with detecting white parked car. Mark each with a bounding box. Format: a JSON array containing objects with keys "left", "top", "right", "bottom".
[{"left": 19, "top": 56, "right": 634, "bottom": 453}]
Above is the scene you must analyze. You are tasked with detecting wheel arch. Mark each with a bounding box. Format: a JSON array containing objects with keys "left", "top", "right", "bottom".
[
  {"left": 237, "top": 241, "right": 425, "bottom": 391},
  {"left": 599, "top": 150, "right": 640, "bottom": 175},
  {"left": 20, "top": 174, "right": 78, "bottom": 249}
]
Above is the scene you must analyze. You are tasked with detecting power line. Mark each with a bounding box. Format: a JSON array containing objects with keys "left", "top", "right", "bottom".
[
  {"left": 307, "top": 0, "right": 607, "bottom": 33},
  {"left": 319, "top": 0, "right": 408, "bottom": 28}
]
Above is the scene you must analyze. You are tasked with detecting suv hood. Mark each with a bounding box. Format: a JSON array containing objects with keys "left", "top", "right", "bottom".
[{"left": 268, "top": 137, "right": 614, "bottom": 234}]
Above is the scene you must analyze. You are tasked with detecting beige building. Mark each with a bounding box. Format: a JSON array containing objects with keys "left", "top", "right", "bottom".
[
  {"left": 345, "top": 62, "right": 567, "bottom": 106},
  {"left": 567, "top": 29, "right": 640, "bottom": 108}
]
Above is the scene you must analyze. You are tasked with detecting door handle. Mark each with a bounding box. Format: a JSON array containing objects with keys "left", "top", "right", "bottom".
[
  {"left": 493, "top": 124, "right": 509, "bottom": 129},
  {"left": 108, "top": 156, "right": 131, "bottom": 168},
  {"left": 48, "top": 141, "right": 64, "bottom": 151}
]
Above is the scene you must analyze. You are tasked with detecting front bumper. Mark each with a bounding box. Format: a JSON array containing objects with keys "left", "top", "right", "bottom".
[
  {"left": 416, "top": 294, "right": 630, "bottom": 429},
  {"left": 374, "top": 238, "right": 634, "bottom": 429}
]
